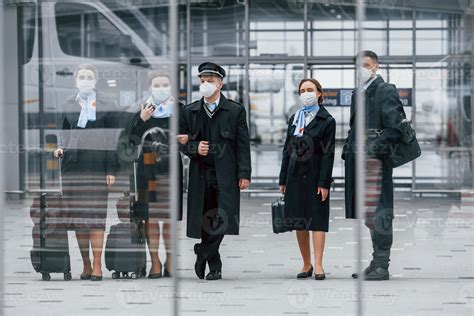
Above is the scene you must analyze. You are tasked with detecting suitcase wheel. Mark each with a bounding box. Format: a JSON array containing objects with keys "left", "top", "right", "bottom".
[
  {"left": 64, "top": 272, "right": 72, "bottom": 281},
  {"left": 42, "top": 273, "right": 51, "bottom": 281},
  {"left": 122, "top": 272, "right": 129, "bottom": 278},
  {"left": 130, "top": 272, "right": 138, "bottom": 279},
  {"left": 112, "top": 272, "right": 120, "bottom": 279}
]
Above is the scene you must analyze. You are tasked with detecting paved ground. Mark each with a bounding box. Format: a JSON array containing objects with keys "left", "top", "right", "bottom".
[{"left": 2, "top": 194, "right": 474, "bottom": 315}]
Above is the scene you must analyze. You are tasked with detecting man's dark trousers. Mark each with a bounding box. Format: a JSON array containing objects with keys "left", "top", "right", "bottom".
[{"left": 197, "top": 165, "right": 225, "bottom": 272}]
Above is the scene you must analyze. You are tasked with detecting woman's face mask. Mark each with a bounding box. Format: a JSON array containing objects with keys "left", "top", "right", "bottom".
[
  {"left": 151, "top": 86, "right": 171, "bottom": 103},
  {"left": 299, "top": 92, "right": 319, "bottom": 106},
  {"left": 76, "top": 80, "right": 95, "bottom": 95},
  {"left": 75, "top": 69, "right": 97, "bottom": 95},
  {"left": 150, "top": 77, "right": 172, "bottom": 103}
]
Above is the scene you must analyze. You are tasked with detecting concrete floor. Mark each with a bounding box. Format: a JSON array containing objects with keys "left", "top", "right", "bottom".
[{"left": 2, "top": 194, "right": 474, "bottom": 315}]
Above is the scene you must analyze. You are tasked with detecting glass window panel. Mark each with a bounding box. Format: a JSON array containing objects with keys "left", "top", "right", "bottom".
[
  {"left": 389, "top": 30, "right": 413, "bottom": 55},
  {"left": 191, "top": 2, "right": 245, "bottom": 57},
  {"left": 361, "top": 29, "right": 387, "bottom": 55},
  {"left": 312, "top": 30, "right": 355, "bottom": 56},
  {"left": 416, "top": 30, "right": 448, "bottom": 55},
  {"left": 250, "top": 0, "right": 304, "bottom": 57}
]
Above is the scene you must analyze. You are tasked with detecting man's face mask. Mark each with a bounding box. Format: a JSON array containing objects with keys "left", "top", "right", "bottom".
[
  {"left": 199, "top": 80, "right": 219, "bottom": 98},
  {"left": 358, "top": 65, "right": 376, "bottom": 85}
]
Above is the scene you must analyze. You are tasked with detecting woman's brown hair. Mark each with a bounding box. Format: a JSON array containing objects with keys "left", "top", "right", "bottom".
[{"left": 298, "top": 78, "right": 324, "bottom": 105}]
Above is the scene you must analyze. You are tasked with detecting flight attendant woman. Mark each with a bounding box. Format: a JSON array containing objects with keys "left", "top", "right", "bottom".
[
  {"left": 129, "top": 71, "right": 184, "bottom": 278},
  {"left": 278, "top": 78, "right": 336, "bottom": 280},
  {"left": 54, "top": 63, "right": 119, "bottom": 281}
]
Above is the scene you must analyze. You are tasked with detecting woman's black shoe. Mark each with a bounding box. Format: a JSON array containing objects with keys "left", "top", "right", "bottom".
[
  {"left": 163, "top": 262, "right": 171, "bottom": 278},
  {"left": 314, "top": 270, "right": 326, "bottom": 280},
  {"left": 80, "top": 274, "right": 91, "bottom": 280},
  {"left": 90, "top": 275, "right": 103, "bottom": 281},
  {"left": 296, "top": 265, "right": 314, "bottom": 279},
  {"left": 148, "top": 263, "right": 163, "bottom": 279}
]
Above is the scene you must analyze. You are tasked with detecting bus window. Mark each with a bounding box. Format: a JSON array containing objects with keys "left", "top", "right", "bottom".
[{"left": 21, "top": 4, "right": 36, "bottom": 65}]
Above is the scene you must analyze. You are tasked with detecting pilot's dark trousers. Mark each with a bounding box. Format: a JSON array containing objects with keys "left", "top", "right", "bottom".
[{"left": 197, "top": 165, "right": 224, "bottom": 272}]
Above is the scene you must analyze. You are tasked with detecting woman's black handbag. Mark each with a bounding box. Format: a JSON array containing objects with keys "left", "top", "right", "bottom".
[
  {"left": 370, "top": 84, "right": 421, "bottom": 168},
  {"left": 271, "top": 196, "right": 289, "bottom": 234}
]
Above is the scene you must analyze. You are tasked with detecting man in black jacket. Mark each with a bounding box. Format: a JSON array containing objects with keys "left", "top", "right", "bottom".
[
  {"left": 180, "top": 62, "right": 251, "bottom": 280},
  {"left": 342, "top": 51, "right": 405, "bottom": 281}
]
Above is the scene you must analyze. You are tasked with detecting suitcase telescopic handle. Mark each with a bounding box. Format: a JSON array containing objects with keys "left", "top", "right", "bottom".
[
  {"left": 58, "top": 155, "right": 63, "bottom": 196},
  {"left": 133, "top": 159, "right": 138, "bottom": 202}
]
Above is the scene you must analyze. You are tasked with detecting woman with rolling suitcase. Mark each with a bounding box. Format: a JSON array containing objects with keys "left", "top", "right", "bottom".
[
  {"left": 128, "top": 70, "right": 184, "bottom": 278},
  {"left": 54, "top": 63, "right": 119, "bottom": 281}
]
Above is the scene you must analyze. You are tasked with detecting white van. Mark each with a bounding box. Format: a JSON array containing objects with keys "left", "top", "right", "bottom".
[
  {"left": 22, "top": 1, "right": 163, "bottom": 113},
  {"left": 19, "top": 0, "right": 169, "bottom": 187}
]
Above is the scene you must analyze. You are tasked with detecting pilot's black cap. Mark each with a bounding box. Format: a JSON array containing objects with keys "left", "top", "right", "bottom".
[{"left": 198, "top": 62, "right": 226, "bottom": 78}]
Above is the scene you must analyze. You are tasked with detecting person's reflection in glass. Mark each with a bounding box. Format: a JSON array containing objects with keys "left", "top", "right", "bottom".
[
  {"left": 129, "top": 71, "right": 184, "bottom": 278},
  {"left": 54, "top": 63, "right": 118, "bottom": 281}
]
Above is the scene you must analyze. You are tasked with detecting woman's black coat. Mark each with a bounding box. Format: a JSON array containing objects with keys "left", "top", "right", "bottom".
[
  {"left": 180, "top": 94, "right": 251, "bottom": 239},
  {"left": 279, "top": 106, "right": 336, "bottom": 232},
  {"left": 58, "top": 91, "right": 119, "bottom": 230},
  {"left": 128, "top": 106, "right": 184, "bottom": 221},
  {"left": 59, "top": 91, "right": 119, "bottom": 176}
]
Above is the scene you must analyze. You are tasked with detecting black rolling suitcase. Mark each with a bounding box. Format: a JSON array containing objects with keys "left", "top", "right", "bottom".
[
  {"left": 105, "top": 149, "right": 147, "bottom": 279},
  {"left": 30, "top": 154, "right": 72, "bottom": 281},
  {"left": 104, "top": 217, "right": 147, "bottom": 279},
  {"left": 30, "top": 157, "right": 72, "bottom": 281}
]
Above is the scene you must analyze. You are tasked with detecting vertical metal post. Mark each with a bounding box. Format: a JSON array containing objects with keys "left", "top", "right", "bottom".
[
  {"left": 0, "top": 3, "right": 5, "bottom": 314},
  {"left": 186, "top": 0, "right": 192, "bottom": 104},
  {"left": 38, "top": 0, "right": 45, "bottom": 190},
  {"left": 411, "top": 9, "right": 417, "bottom": 194},
  {"left": 471, "top": 13, "right": 474, "bottom": 189},
  {"left": 169, "top": 1, "right": 179, "bottom": 315},
  {"left": 303, "top": 0, "right": 308, "bottom": 78},
  {"left": 17, "top": 4, "right": 25, "bottom": 194},
  {"left": 244, "top": 0, "right": 250, "bottom": 124},
  {"left": 355, "top": 0, "right": 365, "bottom": 315}
]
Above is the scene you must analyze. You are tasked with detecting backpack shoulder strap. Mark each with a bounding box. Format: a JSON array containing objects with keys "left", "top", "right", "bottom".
[{"left": 373, "top": 82, "right": 390, "bottom": 130}]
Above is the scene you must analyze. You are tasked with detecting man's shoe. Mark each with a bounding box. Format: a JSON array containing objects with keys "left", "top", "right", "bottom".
[
  {"left": 351, "top": 261, "right": 376, "bottom": 279},
  {"left": 365, "top": 267, "right": 389, "bottom": 281},
  {"left": 205, "top": 270, "right": 222, "bottom": 281},
  {"left": 194, "top": 244, "right": 206, "bottom": 279}
]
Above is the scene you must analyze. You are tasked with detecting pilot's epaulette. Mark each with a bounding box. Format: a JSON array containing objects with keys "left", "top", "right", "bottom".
[
  {"left": 184, "top": 99, "right": 201, "bottom": 108},
  {"left": 227, "top": 99, "right": 243, "bottom": 107}
]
